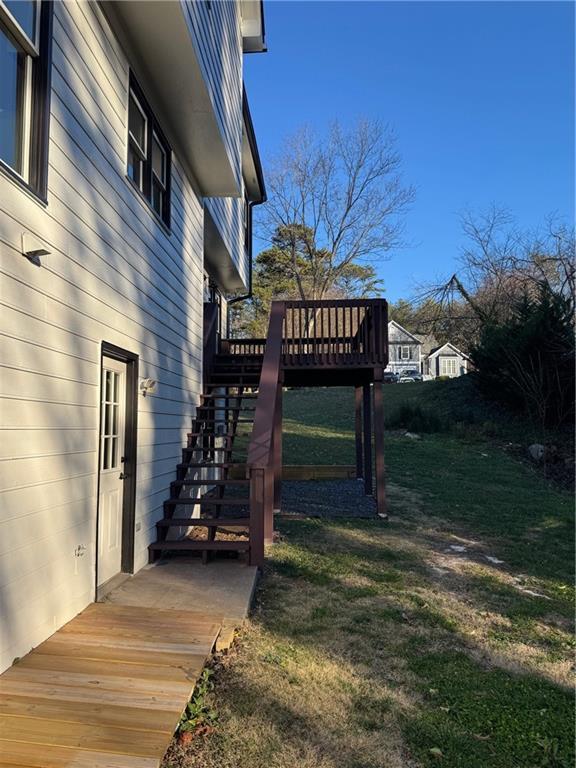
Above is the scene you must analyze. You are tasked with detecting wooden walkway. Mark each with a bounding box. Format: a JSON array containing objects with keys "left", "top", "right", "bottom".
[{"left": 0, "top": 603, "right": 222, "bottom": 767}]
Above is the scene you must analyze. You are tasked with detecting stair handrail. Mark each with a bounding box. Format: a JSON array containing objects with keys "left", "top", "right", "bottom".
[
  {"left": 247, "top": 301, "right": 285, "bottom": 469},
  {"left": 246, "top": 301, "right": 285, "bottom": 567},
  {"left": 203, "top": 302, "right": 220, "bottom": 386}
]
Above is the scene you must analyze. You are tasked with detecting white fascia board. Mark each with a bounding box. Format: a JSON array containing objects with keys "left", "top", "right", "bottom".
[
  {"left": 429, "top": 342, "right": 470, "bottom": 359},
  {"left": 105, "top": 0, "right": 240, "bottom": 198},
  {"left": 241, "top": 0, "right": 266, "bottom": 52}
]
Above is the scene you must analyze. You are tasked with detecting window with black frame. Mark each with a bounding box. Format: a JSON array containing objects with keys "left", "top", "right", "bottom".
[
  {"left": 127, "top": 75, "right": 171, "bottom": 227},
  {"left": 0, "top": 0, "right": 52, "bottom": 197}
]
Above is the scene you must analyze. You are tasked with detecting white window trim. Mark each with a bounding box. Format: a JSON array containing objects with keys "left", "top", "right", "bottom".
[
  {"left": 152, "top": 130, "right": 166, "bottom": 188},
  {"left": 401, "top": 345, "right": 410, "bottom": 360},
  {"left": 0, "top": 1, "right": 40, "bottom": 55},
  {"left": 128, "top": 89, "right": 147, "bottom": 158},
  {"left": 441, "top": 358, "right": 458, "bottom": 376},
  {"left": 0, "top": 1, "right": 39, "bottom": 182}
]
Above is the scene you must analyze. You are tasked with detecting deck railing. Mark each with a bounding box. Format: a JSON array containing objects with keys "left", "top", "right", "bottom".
[
  {"left": 222, "top": 298, "right": 388, "bottom": 370},
  {"left": 221, "top": 338, "right": 267, "bottom": 356},
  {"left": 282, "top": 299, "right": 387, "bottom": 368}
]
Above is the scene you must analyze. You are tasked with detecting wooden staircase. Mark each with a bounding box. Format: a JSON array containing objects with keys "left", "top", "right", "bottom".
[
  {"left": 148, "top": 352, "right": 264, "bottom": 564},
  {"left": 149, "top": 298, "right": 389, "bottom": 569}
]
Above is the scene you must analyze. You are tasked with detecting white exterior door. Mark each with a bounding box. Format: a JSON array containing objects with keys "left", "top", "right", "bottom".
[{"left": 98, "top": 357, "right": 127, "bottom": 586}]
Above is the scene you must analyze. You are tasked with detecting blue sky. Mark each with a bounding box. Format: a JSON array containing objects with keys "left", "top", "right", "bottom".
[{"left": 244, "top": 1, "right": 574, "bottom": 302}]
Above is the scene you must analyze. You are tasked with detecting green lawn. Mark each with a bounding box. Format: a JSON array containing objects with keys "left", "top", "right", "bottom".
[{"left": 164, "top": 381, "right": 574, "bottom": 768}]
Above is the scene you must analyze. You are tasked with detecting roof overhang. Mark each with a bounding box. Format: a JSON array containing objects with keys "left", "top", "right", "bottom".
[
  {"left": 388, "top": 320, "right": 422, "bottom": 344},
  {"left": 204, "top": 206, "right": 246, "bottom": 292},
  {"left": 242, "top": 0, "right": 266, "bottom": 52},
  {"left": 242, "top": 89, "right": 266, "bottom": 203},
  {"left": 102, "top": 0, "right": 240, "bottom": 197},
  {"left": 428, "top": 342, "right": 470, "bottom": 359}
]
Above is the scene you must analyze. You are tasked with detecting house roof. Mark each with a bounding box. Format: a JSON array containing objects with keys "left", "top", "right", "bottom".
[
  {"left": 427, "top": 342, "right": 471, "bottom": 360},
  {"left": 388, "top": 320, "right": 422, "bottom": 345}
]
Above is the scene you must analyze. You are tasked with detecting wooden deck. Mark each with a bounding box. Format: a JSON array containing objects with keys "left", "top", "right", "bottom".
[{"left": 0, "top": 602, "right": 222, "bottom": 767}]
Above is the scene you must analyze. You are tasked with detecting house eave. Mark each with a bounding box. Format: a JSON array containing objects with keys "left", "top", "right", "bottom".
[
  {"left": 427, "top": 342, "right": 470, "bottom": 360},
  {"left": 102, "top": 0, "right": 241, "bottom": 198},
  {"left": 388, "top": 320, "right": 422, "bottom": 345},
  {"left": 242, "top": 88, "right": 266, "bottom": 203},
  {"left": 204, "top": 206, "right": 246, "bottom": 292},
  {"left": 241, "top": 0, "right": 267, "bottom": 53}
]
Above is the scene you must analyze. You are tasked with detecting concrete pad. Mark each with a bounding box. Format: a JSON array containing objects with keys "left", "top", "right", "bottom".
[{"left": 101, "top": 559, "right": 258, "bottom": 647}]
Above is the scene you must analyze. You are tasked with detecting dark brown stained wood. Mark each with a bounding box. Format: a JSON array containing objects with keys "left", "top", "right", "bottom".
[
  {"left": 148, "top": 540, "right": 249, "bottom": 551},
  {"left": 156, "top": 517, "right": 250, "bottom": 527},
  {"left": 373, "top": 370, "right": 387, "bottom": 517},
  {"left": 152, "top": 298, "right": 388, "bottom": 569},
  {"left": 355, "top": 385, "right": 363, "bottom": 479},
  {"left": 363, "top": 383, "right": 373, "bottom": 495},
  {"left": 163, "top": 497, "right": 249, "bottom": 507},
  {"left": 0, "top": 603, "right": 222, "bottom": 767}
]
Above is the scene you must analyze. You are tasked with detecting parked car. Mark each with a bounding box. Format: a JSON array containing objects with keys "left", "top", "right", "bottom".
[
  {"left": 383, "top": 371, "right": 399, "bottom": 384},
  {"left": 398, "top": 370, "right": 423, "bottom": 383}
]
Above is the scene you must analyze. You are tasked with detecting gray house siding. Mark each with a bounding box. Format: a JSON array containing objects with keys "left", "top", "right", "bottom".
[
  {"left": 425, "top": 345, "right": 469, "bottom": 378},
  {"left": 386, "top": 321, "right": 422, "bottom": 374},
  {"left": 185, "top": 0, "right": 246, "bottom": 282}
]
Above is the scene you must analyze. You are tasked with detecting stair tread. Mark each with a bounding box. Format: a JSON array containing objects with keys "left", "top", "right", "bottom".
[
  {"left": 156, "top": 517, "right": 250, "bottom": 527},
  {"left": 198, "top": 406, "right": 255, "bottom": 411},
  {"left": 178, "top": 462, "right": 246, "bottom": 469},
  {"left": 201, "top": 394, "right": 258, "bottom": 399},
  {"left": 165, "top": 497, "right": 249, "bottom": 506},
  {"left": 149, "top": 540, "right": 249, "bottom": 551},
  {"left": 173, "top": 479, "right": 250, "bottom": 486},
  {"left": 193, "top": 419, "right": 254, "bottom": 424},
  {"left": 188, "top": 432, "right": 238, "bottom": 438}
]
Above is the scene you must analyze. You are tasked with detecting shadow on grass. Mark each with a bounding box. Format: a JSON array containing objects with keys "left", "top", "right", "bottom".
[{"left": 253, "top": 519, "right": 575, "bottom": 768}]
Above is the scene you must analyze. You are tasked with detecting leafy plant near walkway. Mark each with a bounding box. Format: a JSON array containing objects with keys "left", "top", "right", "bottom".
[{"left": 177, "top": 669, "right": 218, "bottom": 735}]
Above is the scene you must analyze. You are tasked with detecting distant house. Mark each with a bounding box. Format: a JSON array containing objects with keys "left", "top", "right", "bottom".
[
  {"left": 424, "top": 343, "right": 470, "bottom": 379},
  {"left": 386, "top": 321, "right": 422, "bottom": 374}
]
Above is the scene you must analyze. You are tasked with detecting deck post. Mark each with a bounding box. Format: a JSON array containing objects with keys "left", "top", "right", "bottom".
[
  {"left": 249, "top": 468, "right": 265, "bottom": 568},
  {"left": 264, "top": 466, "right": 275, "bottom": 544},
  {"left": 355, "top": 385, "right": 363, "bottom": 479},
  {"left": 362, "top": 383, "right": 373, "bottom": 495},
  {"left": 273, "top": 380, "right": 283, "bottom": 513},
  {"left": 373, "top": 368, "right": 387, "bottom": 518}
]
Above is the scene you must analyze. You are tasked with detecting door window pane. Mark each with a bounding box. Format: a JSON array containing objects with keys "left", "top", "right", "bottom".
[
  {"left": 4, "top": 1, "right": 37, "bottom": 44},
  {"left": 101, "top": 369, "right": 121, "bottom": 470},
  {"left": 0, "top": 30, "right": 26, "bottom": 173},
  {"left": 110, "top": 437, "right": 117, "bottom": 468}
]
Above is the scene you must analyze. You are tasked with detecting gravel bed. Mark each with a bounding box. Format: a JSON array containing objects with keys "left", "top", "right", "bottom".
[{"left": 280, "top": 479, "right": 377, "bottom": 518}]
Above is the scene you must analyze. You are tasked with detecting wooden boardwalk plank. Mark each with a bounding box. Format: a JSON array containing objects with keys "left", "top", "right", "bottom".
[
  {"left": 0, "top": 695, "right": 177, "bottom": 732},
  {"left": 41, "top": 631, "right": 215, "bottom": 656},
  {"left": 20, "top": 653, "right": 206, "bottom": 682},
  {"left": 0, "top": 603, "right": 222, "bottom": 767},
  {"left": 35, "top": 638, "right": 208, "bottom": 668},
  {"left": 0, "top": 715, "right": 169, "bottom": 757},
  {"left": 0, "top": 741, "right": 158, "bottom": 767}
]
